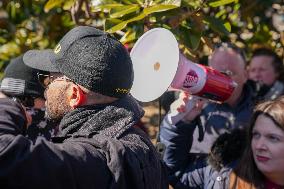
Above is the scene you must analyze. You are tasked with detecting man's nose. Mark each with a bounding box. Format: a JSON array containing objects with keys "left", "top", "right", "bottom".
[{"left": 252, "top": 71, "right": 262, "bottom": 81}]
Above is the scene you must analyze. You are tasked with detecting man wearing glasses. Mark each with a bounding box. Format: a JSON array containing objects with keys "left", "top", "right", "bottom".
[
  {"left": 0, "top": 55, "right": 56, "bottom": 141},
  {"left": 0, "top": 26, "right": 167, "bottom": 188}
]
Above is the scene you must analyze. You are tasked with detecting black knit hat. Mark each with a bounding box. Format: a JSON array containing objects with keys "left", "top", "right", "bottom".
[
  {"left": 0, "top": 55, "right": 47, "bottom": 98},
  {"left": 23, "top": 26, "right": 133, "bottom": 98}
]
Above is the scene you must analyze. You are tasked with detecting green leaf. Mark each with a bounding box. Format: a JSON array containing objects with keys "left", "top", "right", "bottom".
[
  {"left": 179, "top": 26, "right": 201, "bottom": 51},
  {"left": 0, "top": 42, "right": 21, "bottom": 60},
  {"left": 110, "top": 5, "right": 140, "bottom": 18},
  {"left": 233, "top": 3, "right": 241, "bottom": 11},
  {"left": 262, "top": 24, "right": 269, "bottom": 32},
  {"left": 121, "top": 0, "right": 134, "bottom": 4},
  {"left": 120, "top": 30, "right": 137, "bottom": 44},
  {"left": 224, "top": 22, "right": 231, "bottom": 32},
  {"left": 106, "top": 21, "right": 128, "bottom": 33},
  {"left": 143, "top": 4, "right": 178, "bottom": 15},
  {"left": 94, "top": 3, "right": 123, "bottom": 12},
  {"left": 0, "top": 37, "right": 7, "bottom": 44},
  {"left": 209, "top": 0, "right": 238, "bottom": 7},
  {"left": 188, "top": 33, "right": 201, "bottom": 50},
  {"left": 205, "top": 17, "right": 230, "bottom": 35},
  {"left": 44, "top": 0, "right": 64, "bottom": 12},
  {"left": 121, "top": 0, "right": 142, "bottom": 5},
  {"left": 229, "top": 12, "right": 238, "bottom": 21},
  {"left": 122, "top": 12, "right": 146, "bottom": 23},
  {"left": 61, "top": 13, "right": 76, "bottom": 27},
  {"left": 105, "top": 18, "right": 123, "bottom": 31},
  {"left": 9, "top": 2, "right": 16, "bottom": 20},
  {"left": 183, "top": 0, "right": 202, "bottom": 9},
  {"left": 107, "top": 12, "right": 146, "bottom": 33},
  {"left": 63, "top": 0, "right": 76, "bottom": 10},
  {"left": 215, "top": 8, "right": 226, "bottom": 18},
  {"left": 153, "top": 0, "right": 165, "bottom": 4},
  {"left": 160, "top": 0, "right": 181, "bottom": 6}
]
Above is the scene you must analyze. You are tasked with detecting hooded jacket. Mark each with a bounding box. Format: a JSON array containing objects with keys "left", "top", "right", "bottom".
[{"left": 0, "top": 96, "right": 168, "bottom": 189}]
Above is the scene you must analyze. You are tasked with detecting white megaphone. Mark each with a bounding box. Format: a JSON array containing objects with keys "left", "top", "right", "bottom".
[{"left": 130, "top": 28, "right": 237, "bottom": 124}]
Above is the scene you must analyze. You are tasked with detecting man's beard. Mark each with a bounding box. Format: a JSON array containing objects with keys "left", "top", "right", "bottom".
[{"left": 45, "top": 85, "right": 73, "bottom": 122}]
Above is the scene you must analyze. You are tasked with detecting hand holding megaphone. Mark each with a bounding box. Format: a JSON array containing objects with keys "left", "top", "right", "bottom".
[
  {"left": 166, "top": 93, "right": 207, "bottom": 125},
  {"left": 164, "top": 52, "right": 237, "bottom": 124}
]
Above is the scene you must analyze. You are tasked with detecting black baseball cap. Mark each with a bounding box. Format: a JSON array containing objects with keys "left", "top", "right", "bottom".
[
  {"left": 0, "top": 55, "right": 47, "bottom": 98},
  {"left": 23, "top": 26, "right": 133, "bottom": 98}
]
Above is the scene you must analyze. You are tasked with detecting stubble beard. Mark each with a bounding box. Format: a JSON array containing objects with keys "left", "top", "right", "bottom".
[{"left": 45, "top": 85, "right": 73, "bottom": 122}]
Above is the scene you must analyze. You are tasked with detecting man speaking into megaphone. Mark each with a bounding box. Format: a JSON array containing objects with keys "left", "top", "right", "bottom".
[{"left": 159, "top": 43, "right": 255, "bottom": 187}]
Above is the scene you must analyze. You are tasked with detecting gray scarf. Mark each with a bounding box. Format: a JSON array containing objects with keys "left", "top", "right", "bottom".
[{"left": 57, "top": 95, "right": 144, "bottom": 139}]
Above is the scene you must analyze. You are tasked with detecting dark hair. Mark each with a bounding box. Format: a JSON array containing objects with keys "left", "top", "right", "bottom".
[
  {"left": 208, "top": 129, "right": 247, "bottom": 171},
  {"left": 251, "top": 48, "right": 284, "bottom": 81},
  {"left": 233, "top": 96, "right": 284, "bottom": 188}
]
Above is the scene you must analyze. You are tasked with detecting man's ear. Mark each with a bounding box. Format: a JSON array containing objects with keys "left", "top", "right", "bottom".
[{"left": 68, "top": 85, "right": 86, "bottom": 108}]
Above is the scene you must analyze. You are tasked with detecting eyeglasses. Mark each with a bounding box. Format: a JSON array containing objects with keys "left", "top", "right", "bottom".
[
  {"left": 37, "top": 73, "right": 73, "bottom": 88},
  {"left": 220, "top": 70, "right": 234, "bottom": 77},
  {"left": 12, "top": 96, "right": 37, "bottom": 107}
]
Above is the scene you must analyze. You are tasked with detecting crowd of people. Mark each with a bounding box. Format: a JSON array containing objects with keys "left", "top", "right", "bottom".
[
  {"left": 0, "top": 25, "right": 283, "bottom": 189},
  {"left": 159, "top": 44, "right": 284, "bottom": 188}
]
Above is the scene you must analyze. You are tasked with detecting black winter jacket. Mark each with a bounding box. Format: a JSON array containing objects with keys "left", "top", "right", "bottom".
[{"left": 0, "top": 96, "right": 168, "bottom": 189}]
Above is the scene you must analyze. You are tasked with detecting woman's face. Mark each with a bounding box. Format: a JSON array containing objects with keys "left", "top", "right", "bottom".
[{"left": 251, "top": 114, "right": 284, "bottom": 180}]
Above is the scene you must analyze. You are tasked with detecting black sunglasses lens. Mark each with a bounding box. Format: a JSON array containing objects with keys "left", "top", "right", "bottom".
[
  {"left": 37, "top": 74, "right": 50, "bottom": 87},
  {"left": 22, "top": 97, "right": 35, "bottom": 107},
  {"left": 12, "top": 97, "right": 34, "bottom": 107}
]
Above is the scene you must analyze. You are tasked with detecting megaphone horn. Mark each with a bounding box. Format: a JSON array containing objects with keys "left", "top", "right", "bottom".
[{"left": 130, "top": 28, "right": 236, "bottom": 104}]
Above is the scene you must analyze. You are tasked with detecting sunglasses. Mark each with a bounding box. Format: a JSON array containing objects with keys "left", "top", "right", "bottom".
[
  {"left": 220, "top": 70, "right": 234, "bottom": 77},
  {"left": 37, "top": 73, "right": 73, "bottom": 88},
  {"left": 12, "top": 96, "right": 37, "bottom": 107}
]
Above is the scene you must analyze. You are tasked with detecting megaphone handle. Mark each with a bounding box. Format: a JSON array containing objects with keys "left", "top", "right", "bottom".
[{"left": 166, "top": 96, "right": 200, "bottom": 125}]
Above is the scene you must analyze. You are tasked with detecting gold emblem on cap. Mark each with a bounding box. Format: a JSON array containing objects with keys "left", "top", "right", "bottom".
[
  {"left": 54, "top": 44, "right": 61, "bottom": 54},
  {"left": 116, "top": 88, "right": 130, "bottom": 94}
]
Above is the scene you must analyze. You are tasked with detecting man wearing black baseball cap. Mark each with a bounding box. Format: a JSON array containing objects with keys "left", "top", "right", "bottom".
[
  {"left": 0, "top": 55, "right": 55, "bottom": 141},
  {"left": 0, "top": 26, "right": 167, "bottom": 188}
]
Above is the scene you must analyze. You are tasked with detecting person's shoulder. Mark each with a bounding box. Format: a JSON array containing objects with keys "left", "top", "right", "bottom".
[
  {"left": 60, "top": 137, "right": 108, "bottom": 161},
  {"left": 123, "top": 126, "right": 154, "bottom": 148},
  {"left": 0, "top": 97, "right": 24, "bottom": 109},
  {"left": 229, "top": 171, "right": 255, "bottom": 189},
  {"left": 273, "top": 80, "right": 284, "bottom": 95}
]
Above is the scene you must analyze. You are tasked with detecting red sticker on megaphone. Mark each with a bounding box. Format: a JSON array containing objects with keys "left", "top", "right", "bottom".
[{"left": 183, "top": 70, "right": 199, "bottom": 88}]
